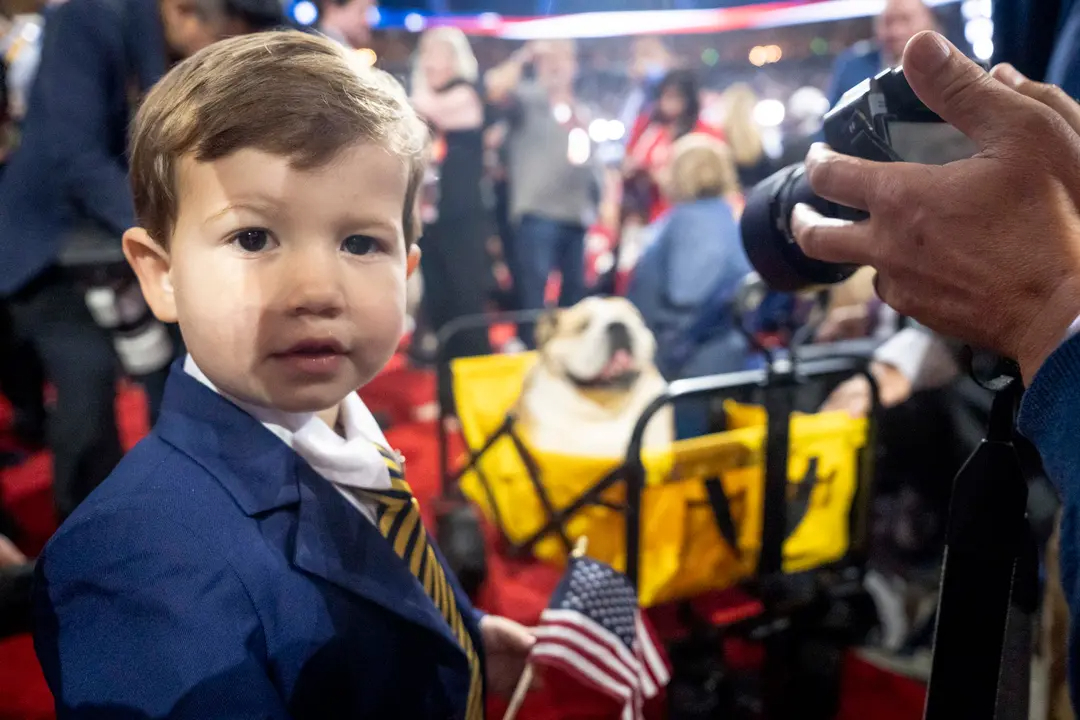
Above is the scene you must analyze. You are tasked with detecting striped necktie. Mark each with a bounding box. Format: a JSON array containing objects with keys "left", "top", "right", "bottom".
[{"left": 355, "top": 445, "right": 484, "bottom": 720}]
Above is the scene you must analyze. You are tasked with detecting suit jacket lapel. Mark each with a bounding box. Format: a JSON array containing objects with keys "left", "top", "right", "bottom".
[
  {"left": 155, "top": 362, "right": 468, "bottom": 665},
  {"left": 291, "top": 462, "right": 466, "bottom": 663}
]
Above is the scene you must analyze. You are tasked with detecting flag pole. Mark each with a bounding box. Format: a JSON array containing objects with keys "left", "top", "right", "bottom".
[{"left": 502, "top": 537, "right": 589, "bottom": 720}]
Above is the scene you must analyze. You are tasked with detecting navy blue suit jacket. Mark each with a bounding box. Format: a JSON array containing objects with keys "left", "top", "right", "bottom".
[
  {"left": 0, "top": 0, "right": 167, "bottom": 296},
  {"left": 33, "top": 361, "right": 484, "bottom": 719}
]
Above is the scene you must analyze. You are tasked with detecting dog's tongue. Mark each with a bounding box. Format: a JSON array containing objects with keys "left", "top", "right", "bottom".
[{"left": 600, "top": 349, "right": 634, "bottom": 380}]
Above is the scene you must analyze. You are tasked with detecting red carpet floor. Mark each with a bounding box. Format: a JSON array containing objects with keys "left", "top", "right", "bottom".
[{"left": 0, "top": 363, "right": 927, "bottom": 719}]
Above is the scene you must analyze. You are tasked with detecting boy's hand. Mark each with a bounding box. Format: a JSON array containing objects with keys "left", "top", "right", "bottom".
[
  {"left": 0, "top": 534, "right": 27, "bottom": 567},
  {"left": 479, "top": 614, "right": 537, "bottom": 697}
]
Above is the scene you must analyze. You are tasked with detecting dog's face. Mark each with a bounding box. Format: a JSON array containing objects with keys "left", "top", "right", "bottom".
[{"left": 534, "top": 297, "right": 657, "bottom": 392}]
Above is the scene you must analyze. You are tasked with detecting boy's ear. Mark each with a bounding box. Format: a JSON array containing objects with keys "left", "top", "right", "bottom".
[
  {"left": 406, "top": 245, "right": 421, "bottom": 278},
  {"left": 123, "top": 227, "right": 177, "bottom": 323}
]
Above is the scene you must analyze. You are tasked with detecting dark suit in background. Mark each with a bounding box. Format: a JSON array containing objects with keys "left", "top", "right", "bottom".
[
  {"left": 993, "top": 0, "right": 1075, "bottom": 86},
  {"left": 825, "top": 40, "right": 884, "bottom": 109},
  {"left": 0, "top": 0, "right": 170, "bottom": 519}
]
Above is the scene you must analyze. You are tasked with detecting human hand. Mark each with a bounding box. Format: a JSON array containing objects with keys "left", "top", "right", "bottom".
[
  {"left": 479, "top": 614, "right": 538, "bottom": 698},
  {"left": 518, "top": 42, "right": 545, "bottom": 64},
  {"left": 791, "top": 31, "right": 1080, "bottom": 385},
  {"left": 0, "top": 534, "right": 27, "bottom": 568},
  {"left": 820, "top": 362, "right": 913, "bottom": 417},
  {"left": 816, "top": 304, "right": 871, "bottom": 342}
]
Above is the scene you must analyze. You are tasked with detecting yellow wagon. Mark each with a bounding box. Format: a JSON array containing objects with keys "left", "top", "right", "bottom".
[{"left": 443, "top": 347, "right": 876, "bottom": 608}]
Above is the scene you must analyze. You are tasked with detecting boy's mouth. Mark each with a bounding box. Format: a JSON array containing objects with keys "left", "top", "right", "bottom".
[
  {"left": 271, "top": 338, "right": 348, "bottom": 376},
  {"left": 277, "top": 338, "right": 347, "bottom": 355}
]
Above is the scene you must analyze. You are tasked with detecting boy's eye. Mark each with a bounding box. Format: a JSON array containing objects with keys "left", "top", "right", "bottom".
[
  {"left": 231, "top": 229, "right": 272, "bottom": 253},
  {"left": 341, "top": 235, "right": 379, "bottom": 256}
]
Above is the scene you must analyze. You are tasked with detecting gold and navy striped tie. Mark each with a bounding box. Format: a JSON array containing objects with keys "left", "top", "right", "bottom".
[{"left": 357, "top": 445, "right": 484, "bottom": 720}]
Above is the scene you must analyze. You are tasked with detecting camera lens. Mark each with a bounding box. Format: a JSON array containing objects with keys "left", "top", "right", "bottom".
[{"left": 739, "top": 163, "right": 860, "bottom": 292}]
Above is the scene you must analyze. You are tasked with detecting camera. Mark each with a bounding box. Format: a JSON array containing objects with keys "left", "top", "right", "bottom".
[{"left": 740, "top": 66, "right": 977, "bottom": 292}]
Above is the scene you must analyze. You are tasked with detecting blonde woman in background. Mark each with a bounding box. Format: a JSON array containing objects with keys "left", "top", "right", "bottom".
[
  {"left": 410, "top": 27, "right": 492, "bottom": 360},
  {"left": 627, "top": 133, "right": 753, "bottom": 438},
  {"left": 718, "top": 82, "right": 774, "bottom": 191}
]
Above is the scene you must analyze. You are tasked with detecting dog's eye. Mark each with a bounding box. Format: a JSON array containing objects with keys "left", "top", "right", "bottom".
[{"left": 572, "top": 317, "right": 590, "bottom": 334}]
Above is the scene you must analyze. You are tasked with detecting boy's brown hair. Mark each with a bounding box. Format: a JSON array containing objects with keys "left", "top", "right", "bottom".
[{"left": 129, "top": 30, "right": 429, "bottom": 249}]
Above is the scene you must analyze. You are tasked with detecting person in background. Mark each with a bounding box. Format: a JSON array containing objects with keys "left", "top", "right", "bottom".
[
  {"left": 623, "top": 69, "right": 722, "bottom": 226},
  {"left": 790, "top": 32, "right": 1080, "bottom": 698},
  {"left": 0, "top": 27, "right": 46, "bottom": 452},
  {"left": 0, "top": 0, "right": 283, "bottom": 521},
  {"left": 483, "top": 120, "right": 521, "bottom": 314},
  {"left": 825, "top": 0, "right": 938, "bottom": 107},
  {"left": 410, "top": 27, "right": 492, "bottom": 361},
  {"left": 618, "top": 35, "right": 674, "bottom": 135},
  {"left": 318, "top": 0, "right": 372, "bottom": 49},
  {"left": 1, "top": 11, "right": 43, "bottom": 125},
  {"left": 626, "top": 133, "right": 751, "bottom": 438},
  {"left": 485, "top": 40, "right": 601, "bottom": 342},
  {"left": 718, "top": 82, "right": 774, "bottom": 192},
  {"left": 0, "top": 527, "right": 32, "bottom": 640},
  {"left": 0, "top": 39, "right": 35, "bottom": 615}
]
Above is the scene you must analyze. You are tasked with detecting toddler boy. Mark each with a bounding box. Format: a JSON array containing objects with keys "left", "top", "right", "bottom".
[{"left": 33, "top": 30, "right": 531, "bottom": 719}]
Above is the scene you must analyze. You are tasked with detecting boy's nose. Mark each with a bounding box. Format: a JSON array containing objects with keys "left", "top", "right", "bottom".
[{"left": 283, "top": 252, "right": 346, "bottom": 318}]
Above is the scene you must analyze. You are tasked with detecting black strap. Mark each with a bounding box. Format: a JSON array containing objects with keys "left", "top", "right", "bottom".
[{"left": 924, "top": 380, "right": 1035, "bottom": 720}]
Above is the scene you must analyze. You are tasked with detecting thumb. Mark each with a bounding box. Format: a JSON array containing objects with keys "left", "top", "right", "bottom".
[
  {"left": 901, "top": 31, "right": 1018, "bottom": 147},
  {"left": 510, "top": 622, "right": 537, "bottom": 651}
]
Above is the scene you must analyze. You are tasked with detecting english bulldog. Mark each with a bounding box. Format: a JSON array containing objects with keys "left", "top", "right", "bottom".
[{"left": 515, "top": 296, "right": 674, "bottom": 458}]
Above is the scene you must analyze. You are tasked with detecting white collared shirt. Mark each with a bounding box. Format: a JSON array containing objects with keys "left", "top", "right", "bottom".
[{"left": 184, "top": 355, "right": 392, "bottom": 523}]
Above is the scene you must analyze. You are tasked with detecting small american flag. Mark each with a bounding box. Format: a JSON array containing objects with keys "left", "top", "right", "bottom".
[{"left": 530, "top": 556, "right": 671, "bottom": 720}]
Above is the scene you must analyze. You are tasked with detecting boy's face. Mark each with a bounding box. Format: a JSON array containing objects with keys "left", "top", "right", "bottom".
[{"left": 125, "top": 143, "right": 420, "bottom": 414}]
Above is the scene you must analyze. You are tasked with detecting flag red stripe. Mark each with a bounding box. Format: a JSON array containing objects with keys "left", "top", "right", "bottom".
[
  {"left": 530, "top": 645, "right": 632, "bottom": 703},
  {"left": 634, "top": 612, "right": 671, "bottom": 690},
  {"left": 537, "top": 609, "right": 672, "bottom": 699},
  {"left": 541, "top": 609, "right": 645, "bottom": 676},
  {"left": 536, "top": 619, "right": 639, "bottom": 680},
  {"left": 530, "top": 645, "right": 644, "bottom": 720},
  {"left": 539, "top": 614, "right": 660, "bottom": 699},
  {"left": 533, "top": 625, "right": 640, "bottom": 688}
]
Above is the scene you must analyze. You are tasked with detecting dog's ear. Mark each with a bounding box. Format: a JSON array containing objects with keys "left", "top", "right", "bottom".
[{"left": 534, "top": 310, "right": 559, "bottom": 348}]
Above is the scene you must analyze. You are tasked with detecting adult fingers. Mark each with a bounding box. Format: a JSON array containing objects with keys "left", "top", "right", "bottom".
[
  {"left": 791, "top": 202, "right": 876, "bottom": 266},
  {"left": 991, "top": 63, "right": 1080, "bottom": 137},
  {"left": 804, "top": 143, "right": 875, "bottom": 211},
  {"left": 902, "top": 31, "right": 1026, "bottom": 148}
]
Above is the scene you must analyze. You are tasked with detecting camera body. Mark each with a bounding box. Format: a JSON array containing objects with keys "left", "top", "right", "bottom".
[{"left": 740, "top": 66, "right": 975, "bottom": 292}]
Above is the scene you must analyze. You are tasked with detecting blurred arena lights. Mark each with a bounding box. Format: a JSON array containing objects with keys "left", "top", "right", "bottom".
[
  {"left": 962, "top": 0, "right": 993, "bottom": 60},
  {"left": 478, "top": 12, "right": 502, "bottom": 29},
  {"left": 753, "top": 98, "right": 786, "bottom": 127},
  {"left": 748, "top": 44, "right": 782, "bottom": 65},
  {"left": 355, "top": 47, "right": 378, "bottom": 66},
  {"left": 588, "top": 119, "right": 608, "bottom": 143},
  {"left": 371, "top": 0, "right": 962, "bottom": 38},
  {"left": 587, "top": 118, "right": 628, "bottom": 143},
  {"left": 291, "top": 0, "right": 318, "bottom": 26},
  {"left": 960, "top": 0, "right": 992, "bottom": 19},
  {"left": 567, "top": 127, "right": 592, "bottom": 165},
  {"left": 606, "top": 119, "right": 626, "bottom": 141},
  {"left": 787, "top": 86, "right": 830, "bottom": 120}
]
